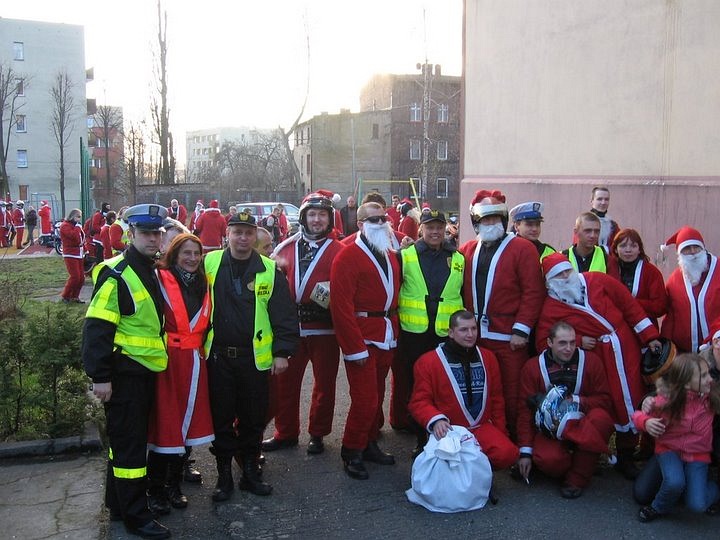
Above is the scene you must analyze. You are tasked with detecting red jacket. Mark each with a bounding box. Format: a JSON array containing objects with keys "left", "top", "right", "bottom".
[
  {"left": 330, "top": 235, "right": 400, "bottom": 360},
  {"left": 194, "top": 208, "right": 226, "bottom": 249},
  {"left": 11, "top": 208, "right": 25, "bottom": 228},
  {"left": 460, "top": 234, "right": 545, "bottom": 341},
  {"left": 90, "top": 211, "right": 104, "bottom": 243},
  {"left": 109, "top": 222, "right": 127, "bottom": 254},
  {"left": 38, "top": 205, "right": 52, "bottom": 234},
  {"left": 608, "top": 256, "right": 668, "bottom": 327},
  {"left": 167, "top": 204, "right": 187, "bottom": 225},
  {"left": 60, "top": 220, "right": 85, "bottom": 259},
  {"left": 99, "top": 224, "right": 112, "bottom": 259},
  {"left": 398, "top": 215, "right": 419, "bottom": 241}
]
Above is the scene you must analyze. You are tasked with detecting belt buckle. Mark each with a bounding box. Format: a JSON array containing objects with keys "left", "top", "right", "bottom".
[{"left": 227, "top": 346, "right": 237, "bottom": 358}]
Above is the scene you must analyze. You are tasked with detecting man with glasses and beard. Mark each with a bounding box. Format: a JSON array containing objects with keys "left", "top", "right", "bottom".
[
  {"left": 459, "top": 190, "right": 545, "bottom": 440},
  {"left": 330, "top": 202, "right": 400, "bottom": 480},
  {"left": 661, "top": 226, "right": 720, "bottom": 353},
  {"left": 535, "top": 253, "right": 661, "bottom": 480}
]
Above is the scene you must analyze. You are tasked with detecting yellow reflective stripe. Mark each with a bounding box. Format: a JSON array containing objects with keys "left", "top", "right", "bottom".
[
  {"left": 113, "top": 465, "right": 147, "bottom": 479},
  {"left": 131, "top": 287, "right": 150, "bottom": 303},
  {"left": 86, "top": 305, "right": 122, "bottom": 324},
  {"left": 398, "top": 298, "right": 425, "bottom": 309},
  {"left": 437, "top": 303, "right": 463, "bottom": 314},
  {"left": 109, "top": 447, "right": 113, "bottom": 460},
  {"left": 115, "top": 333, "right": 165, "bottom": 349}
]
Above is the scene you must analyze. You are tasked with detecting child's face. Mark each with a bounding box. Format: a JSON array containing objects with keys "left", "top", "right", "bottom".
[{"left": 686, "top": 364, "right": 713, "bottom": 394}]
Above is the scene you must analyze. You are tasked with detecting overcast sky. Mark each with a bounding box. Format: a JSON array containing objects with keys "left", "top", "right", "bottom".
[{"left": 4, "top": 0, "right": 462, "bottom": 161}]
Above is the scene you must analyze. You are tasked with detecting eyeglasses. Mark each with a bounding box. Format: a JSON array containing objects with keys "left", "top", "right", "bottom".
[{"left": 362, "top": 215, "right": 388, "bottom": 224}]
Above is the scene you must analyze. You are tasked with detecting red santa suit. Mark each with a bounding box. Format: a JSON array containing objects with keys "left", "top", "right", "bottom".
[
  {"left": 147, "top": 268, "right": 214, "bottom": 451},
  {"left": 661, "top": 253, "right": 720, "bottom": 353},
  {"left": 409, "top": 344, "right": 518, "bottom": 469},
  {"left": 59, "top": 219, "right": 85, "bottom": 301},
  {"left": 0, "top": 205, "right": 9, "bottom": 247},
  {"left": 189, "top": 204, "right": 203, "bottom": 232},
  {"left": 330, "top": 234, "right": 400, "bottom": 451},
  {"left": 270, "top": 233, "right": 344, "bottom": 442},
  {"left": 167, "top": 204, "right": 187, "bottom": 225},
  {"left": 99, "top": 223, "right": 112, "bottom": 260},
  {"left": 609, "top": 256, "right": 668, "bottom": 328},
  {"left": 459, "top": 233, "right": 546, "bottom": 433},
  {"left": 386, "top": 206, "right": 401, "bottom": 231},
  {"left": 90, "top": 210, "right": 105, "bottom": 257},
  {"left": 11, "top": 206, "right": 25, "bottom": 249},
  {"left": 38, "top": 203, "right": 53, "bottom": 237},
  {"left": 194, "top": 207, "right": 226, "bottom": 252},
  {"left": 517, "top": 349, "right": 615, "bottom": 488},
  {"left": 109, "top": 221, "right": 127, "bottom": 255},
  {"left": 398, "top": 214, "right": 419, "bottom": 241},
  {"left": 535, "top": 272, "right": 660, "bottom": 433}
]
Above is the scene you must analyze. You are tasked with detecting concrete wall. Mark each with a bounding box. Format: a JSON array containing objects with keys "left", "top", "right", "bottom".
[{"left": 461, "top": 1, "right": 720, "bottom": 270}]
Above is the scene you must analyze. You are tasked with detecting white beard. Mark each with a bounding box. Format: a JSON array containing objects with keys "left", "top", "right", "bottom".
[
  {"left": 476, "top": 222, "right": 505, "bottom": 243},
  {"left": 363, "top": 222, "right": 393, "bottom": 254},
  {"left": 547, "top": 273, "right": 585, "bottom": 304},
  {"left": 678, "top": 250, "right": 708, "bottom": 286}
]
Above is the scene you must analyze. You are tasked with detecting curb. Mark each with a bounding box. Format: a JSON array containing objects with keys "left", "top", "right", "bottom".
[{"left": 0, "top": 421, "right": 103, "bottom": 459}]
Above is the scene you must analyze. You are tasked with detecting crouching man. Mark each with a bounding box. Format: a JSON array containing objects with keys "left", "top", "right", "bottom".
[
  {"left": 516, "top": 321, "right": 615, "bottom": 498},
  {"left": 408, "top": 310, "right": 518, "bottom": 470}
]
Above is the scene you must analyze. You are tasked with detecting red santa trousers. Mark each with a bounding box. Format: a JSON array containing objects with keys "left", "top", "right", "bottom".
[
  {"left": 471, "top": 423, "right": 519, "bottom": 470},
  {"left": 272, "top": 334, "right": 340, "bottom": 440},
  {"left": 61, "top": 257, "right": 85, "bottom": 300},
  {"left": 14, "top": 228, "right": 24, "bottom": 249},
  {"left": 342, "top": 346, "right": 393, "bottom": 451},
  {"left": 479, "top": 338, "right": 529, "bottom": 439}
]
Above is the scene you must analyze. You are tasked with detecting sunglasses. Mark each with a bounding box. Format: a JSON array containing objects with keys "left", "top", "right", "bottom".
[{"left": 362, "top": 215, "right": 388, "bottom": 224}]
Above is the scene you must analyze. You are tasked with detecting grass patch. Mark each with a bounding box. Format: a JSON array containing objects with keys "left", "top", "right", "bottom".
[{"left": 0, "top": 256, "right": 69, "bottom": 297}]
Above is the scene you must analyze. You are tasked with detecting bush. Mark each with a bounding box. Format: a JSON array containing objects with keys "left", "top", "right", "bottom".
[{"left": 0, "top": 301, "right": 92, "bottom": 441}]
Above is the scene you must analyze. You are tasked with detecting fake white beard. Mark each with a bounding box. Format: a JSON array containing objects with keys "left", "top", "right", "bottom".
[
  {"left": 678, "top": 250, "right": 708, "bottom": 286},
  {"left": 475, "top": 222, "right": 505, "bottom": 243},
  {"left": 363, "top": 222, "right": 393, "bottom": 254},
  {"left": 547, "top": 272, "right": 585, "bottom": 304}
]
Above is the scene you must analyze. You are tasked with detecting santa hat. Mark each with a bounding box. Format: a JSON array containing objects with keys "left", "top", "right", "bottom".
[
  {"left": 469, "top": 189, "right": 508, "bottom": 219},
  {"left": 541, "top": 252, "right": 573, "bottom": 280},
  {"left": 314, "top": 189, "right": 341, "bottom": 203},
  {"left": 662, "top": 226, "right": 704, "bottom": 253},
  {"left": 209, "top": 199, "right": 219, "bottom": 208},
  {"left": 195, "top": 199, "right": 204, "bottom": 207}
]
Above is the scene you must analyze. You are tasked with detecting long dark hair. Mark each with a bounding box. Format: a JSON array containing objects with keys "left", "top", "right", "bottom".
[
  {"left": 657, "top": 353, "right": 720, "bottom": 423},
  {"left": 157, "top": 233, "right": 207, "bottom": 286}
]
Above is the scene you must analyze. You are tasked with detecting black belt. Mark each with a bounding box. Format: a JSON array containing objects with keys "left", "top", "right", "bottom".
[
  {"left": 297, "top": 303, "right": 332, "bottom": 323},
  {"left": 214, "top": 345, "right": 250, "bottom": 359}
]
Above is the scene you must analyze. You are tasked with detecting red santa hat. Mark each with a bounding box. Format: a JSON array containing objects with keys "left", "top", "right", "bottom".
[
  {"left": 541, "top": 252, "right": 574, "bottom": 280},
  {"left": 209, "top": 199, "right": 219, "bottom": 208},
  {"left": 41, "top": 200, "right": 48, "bottom": 206},
  {"left": 195, "top": 199, "right": 204, "bottom": 207},
  {"left": 469, "top": 189, "right": 508, "bottom": 219},
  {"left": 662, "top": 226, "right": 704, "bottom": 253}
]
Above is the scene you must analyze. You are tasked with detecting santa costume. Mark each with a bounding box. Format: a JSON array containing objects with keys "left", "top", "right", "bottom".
[
  {"left": 38, "top": 201, "right": 53, "bottom": 242},
  {"left": 189, "top": 200, "right": 204, "bottom": 232},
  {"left": 609, "top": 254, "right": 667, "bottom": 328},
  {"left": 660, "top": 227, "right": 720, "bottom": 353},
  {"left": 194, "top": 199, "right": 226, "bottom": 252}
]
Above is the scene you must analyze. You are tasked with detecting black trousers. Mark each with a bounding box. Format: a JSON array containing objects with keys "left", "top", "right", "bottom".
[
  {"left": 104, "top": 370, "right": 155, "bottom": 528},
  {"left": 207, "top": 349, "right": 269, "bottom": 459}
]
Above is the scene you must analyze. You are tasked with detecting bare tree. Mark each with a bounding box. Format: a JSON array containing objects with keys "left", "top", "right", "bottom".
[
  {"left": 150, "top": 0, "right": 174, "bottom": 185},
  {"left": 125, "top": 120, "right": 153, "bottom": 202},
  {"left": 0, "top": 62, "right": 27, "bottom": 198},
  {"left": 92, "top": 105, "right": 123, "bottom": 196},
  {"left": 49, "top": 69, "right": 77, "bottom": 217}
]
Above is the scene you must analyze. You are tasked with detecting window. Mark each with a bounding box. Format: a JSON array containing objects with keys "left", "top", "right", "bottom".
[
  {"left": 438, "top": 103, "right": 449, "bottom": 123},
  {"left": 436, "top": 177, "right": 448, "bottom": 198},
  {"left": 16, "top": 78, "right": 24, "bottom": 96},
  {"left": 17, "top": 150, "right": 28, "bottom": 168},
  {"left": 306, "top": 153, "right": 311, "bottom": 175},
  {"left": 437, "top": 140, "right": 448, "bottom": 160},
  {"left": 202, "top": 148, "right": 208, "bottom": 155},
  {"left": 16, "top": 115, "right": 26, "bottom": 133},
  {"left": 410, "top": 139, "right": 421, "bottom": 160},
  {"left": 410, "top": 102, "right": 422, "bottom": 122},
  {"left": 372, "top": 123, "right": 379, "bottom": 139},
  {"left": 13, "top": 42, "right": 24, "bottom": 61}
]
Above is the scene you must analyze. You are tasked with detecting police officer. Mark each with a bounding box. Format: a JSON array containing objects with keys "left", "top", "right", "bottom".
[
  {"left": 509, "top": 202, "right": 556, "bottom": 260},
  {"left": 397, "top": 210, "right": 465, "bottom": 455},
  {"left": 204, "top": 211, "right": 298, "bottom": 501},
  {"left": 82, "top": 203, "right": 170, "bottom": 540}
]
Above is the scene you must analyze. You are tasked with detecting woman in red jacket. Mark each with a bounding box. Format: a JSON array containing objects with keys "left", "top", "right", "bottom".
[{"left": 59, "top": 209, "right": 85, "bottom": 303}]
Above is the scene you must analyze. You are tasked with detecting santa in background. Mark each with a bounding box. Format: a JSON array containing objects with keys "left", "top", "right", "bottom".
[
  {"left": 194, "top": 199, "right": 225, "bottom": 253},
  {"left": 189, "top": 200, "right": 204, "bottom": 232},
  {"left": 660, "top": 226, "right": 720, "bottom": 353},
  {"left": 38, "top": 200, "right": 53, "bottom": 242}
]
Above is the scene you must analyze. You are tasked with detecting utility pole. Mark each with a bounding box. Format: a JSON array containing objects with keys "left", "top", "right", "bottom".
[{"left": 418, "top": 62, "right": 433, "bottom": 202}]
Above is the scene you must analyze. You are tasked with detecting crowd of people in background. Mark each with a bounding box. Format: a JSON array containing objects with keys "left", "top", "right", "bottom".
[{"left": 52, "top": 184, "right": 719, "bottom": 538}]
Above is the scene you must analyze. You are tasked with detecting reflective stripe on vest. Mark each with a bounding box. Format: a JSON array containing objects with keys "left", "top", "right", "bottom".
[
  {"left": 158, "top": 269, "right": 211, "bottom": 352},
  {"left": 567, "top": 246, "right": 607, "bottom": 273},
  {"left": 87, "top": 254, "right": 167, "bottom": 372},
  {"left": 204, "top": 250, "right": 275, "bottom": 370},
  {"left": 399, "top": 246, "right": 464, "bottom": 336}
]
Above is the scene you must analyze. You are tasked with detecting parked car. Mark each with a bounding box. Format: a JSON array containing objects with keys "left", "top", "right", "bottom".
[{"left": 232, "top": 202, "right": 300, "bottom": 234}]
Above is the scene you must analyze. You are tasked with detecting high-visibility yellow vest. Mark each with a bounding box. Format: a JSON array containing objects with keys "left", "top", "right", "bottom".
[
  {"left": 399, "top": 246, "right": 465, "bottom": 336},
  {"left": 204, "top": 249, "right": 275, "bottom": 370},
  {"left": 86, "top": 254, "right": 167, "bottom": 372},
  {"left": 567, "top": 246, "right": 607, "bottom": 273},
  {"left": 539, "top": 244, "right": 556, "bottom": 262}
]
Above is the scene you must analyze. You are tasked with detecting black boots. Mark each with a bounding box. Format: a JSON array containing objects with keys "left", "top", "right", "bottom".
[
  {"left": 341, "top": 446, "right": 369, "bottom": 480},
  {"left": 307, "top": 436, "right": 325, "bottom": 455},
  {"left": 212, "top": 456, "right": 234, "bottom": 502},
  {"left": 238, "top": 457, "right": 273, "bottom": 496},
  {"left": 362, "top": 440, "right": 395, "bottom": 465},
  {"left": 146, "top": 451, "right": 171, "bottom": 515},
  {"left": 166, "top": 456, "right": 188, "bottom": 509}
]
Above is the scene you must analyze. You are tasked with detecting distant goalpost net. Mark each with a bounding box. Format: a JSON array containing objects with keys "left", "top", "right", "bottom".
[{"left": 356, "top": 178, "right": 420, "bottom": 208}]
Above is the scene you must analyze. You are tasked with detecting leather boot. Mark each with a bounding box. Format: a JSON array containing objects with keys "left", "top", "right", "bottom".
[
  {"left": 166, "top": 455, "right": 188, "bottom": 509},
  {"left": 362, "top": 440, "right": 395, "bottom": 465},
  {"left": 239, "top": 457, "right": 273, "bottom": 496},
  {"left": 182, "top": 448, "right": 202, "bottom": 483},
  {"left": 146, "top": 451, "right": 171, "bottom": 515},
  {"left": 212, "top": 456, "right": 234, "bottom": 502},
  {"left": 341, "top": 446, "right": 369, "bottom": 480}
]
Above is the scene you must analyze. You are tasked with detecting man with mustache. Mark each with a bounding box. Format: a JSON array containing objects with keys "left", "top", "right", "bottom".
[
  {"left": 535, "top": 253, "right": 662, "bottom": 480},
  {"left": 330, "top": 202, "right": 400, "bottom": 480},
  {"left": 661, "top": 226, "right": 720, "bottom": 353},
  {"left": 459, "top": 189, "right": 545, "bottom": 439}
]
